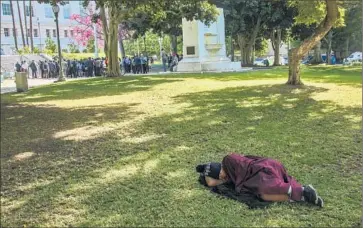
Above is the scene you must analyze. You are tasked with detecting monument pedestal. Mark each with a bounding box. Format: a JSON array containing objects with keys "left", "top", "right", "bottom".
[
  {"left": 177, "top": 8, "right": 245, "bottom": 73},
  {"left": 177, "top": 58, "right": 241, "bottom": 72}
]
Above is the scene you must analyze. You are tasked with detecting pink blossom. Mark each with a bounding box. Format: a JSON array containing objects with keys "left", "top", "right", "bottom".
[{"left": 69, "top": 9, "right": 129, "bottom": 49}]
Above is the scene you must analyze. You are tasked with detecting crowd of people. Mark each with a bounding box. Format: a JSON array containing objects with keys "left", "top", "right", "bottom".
[
  {"left": 161, "top": 49, "right": 183, "bottom": 72},
  {"left": 15, "top": 60, "right": 61, "bottom": 79},
  {"left": 15, "top": 58, "right": 107, "bottom": 79},
  {"left": 14, "top": 51, "right": 184, "bottom": 79},
  {"left": 64, "top": 58, "right": 107, "bottom": 78}
]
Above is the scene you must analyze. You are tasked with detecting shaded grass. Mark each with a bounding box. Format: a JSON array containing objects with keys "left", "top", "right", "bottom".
[{"left": 1, "top": 66, "right": 361, "bottom": 227}]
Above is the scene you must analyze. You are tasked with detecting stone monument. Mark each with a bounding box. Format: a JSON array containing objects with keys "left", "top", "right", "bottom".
[{"left": 177, "top": 8, "right": 241, "bottom": 72}]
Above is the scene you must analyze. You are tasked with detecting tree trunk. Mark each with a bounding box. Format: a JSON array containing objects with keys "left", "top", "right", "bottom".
[
  {"left": 29, "top": 0, "right": 33, "bottom": 52},
  {"left": 287, "top": 0, "right": 339, "bottom": 85},
  {"left": 311, "top": 40, "right": 323, "bottom": 64},
  {"left": 107, "top": 8, "right": 121, "bottom": 77},
  {"left": 230, "top": 35, "right": 234, "bottom": 61},
  {"left": 237, "top": 33, "right": 245, "bottom": 65},
  {"left": 288, "top": 49, "right": 302, "bottom": 85},
  {"left": 245, "top": 46, "right": 252, "bottom": 65},
  {"left": 170, "top": 34, "right": 177, "bottom": 53},
  {"left": 119, "top": 36, "right": 125, "bottom": 58},
  {"left": 10, "top": 0, "right": 18, "bottom": 51},
  {"left": 99, "top": 6, "right": 109, "bottom": 59},
  {"left": 23, "top": 1, "right": 29, "bottom": 46},
  {"left": 326, "top": 30, "right": 333, "bottom": 64},
  {"left": 245, "top": 17, "right": 261, "bottom": 65},
  {"left": 343, "top": 38, "right": 349, "bottom": 59},
  {"left": 272, "top": 28, "right": 282, "bottom": 66},
  {"left": 252, "top": 42, "right": 255, "bottom": 64},
  {"left": 16, "top": 0, "right": 25, "bottom": 47}
]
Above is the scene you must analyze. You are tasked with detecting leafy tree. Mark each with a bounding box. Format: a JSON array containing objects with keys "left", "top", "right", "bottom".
[
  {"left": 218, "top": 0, "right": 274, "bottom": 65},
  {"left": 69, "top": 2, "right": 130, "bottom": 57},
  {"left": 84, "top": 0, "right": 217, "bottom": 77},
  {"left": 86, "top": 37, "right": 95, "bottom": 53},
  {"left": 122, "top": 1, "right": 218, "bottom": 54},
  {"left": 68, "top": 43, "right": 80, "bottom": 53},
  {"left": 265, "top": 0, "right": 296, "bottom": 65},
  {"left": 254, "top": 38, "right": 269, "bottom": 57},
  {"left": 329, "top": 1, "right": 362, "bottom": 61},
  {"left": 45, "top": 37, "right": 57, "bottom": 53},
  {"left": 291, "top": 23, "right": 318, "bottom": 61},
  {"left": 287, "top": 0, "right": 342, "bottom": 85}
]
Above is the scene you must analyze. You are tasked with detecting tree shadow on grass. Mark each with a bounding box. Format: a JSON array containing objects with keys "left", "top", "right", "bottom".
[
  {"left": 1, "top": 84, "right": 361, "bottom": 227},
  {"left": 75, "top": 85, "right": 361, "bottom": 226}
]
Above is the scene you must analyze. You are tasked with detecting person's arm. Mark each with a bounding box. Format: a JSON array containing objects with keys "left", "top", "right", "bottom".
[{"left": 205, "top": 176, "right": 226, "bottom": 187}]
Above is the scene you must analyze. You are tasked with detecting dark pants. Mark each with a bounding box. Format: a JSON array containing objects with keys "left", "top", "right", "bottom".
[
  {"left": 32, "top": 70, "right": 37, "bottom": 78},
  {"left": 136, "top": 64, "right": 142, "bottom": 74},
  {"left": 162, "top": 60, "right": 167, "bottom": 72},
  {"left": 95, "top": 67, "right": 100, "bottom": 76},
  {"left": 88, "top": 68, "right": 93, "bottom": 77}
]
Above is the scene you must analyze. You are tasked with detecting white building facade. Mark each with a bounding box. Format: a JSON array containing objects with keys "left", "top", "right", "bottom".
[{"left": 0, "top": 0, "right": 87, "bottom": 54}]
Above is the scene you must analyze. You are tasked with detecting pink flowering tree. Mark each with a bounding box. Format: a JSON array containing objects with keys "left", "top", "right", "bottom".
[
  {"left": 69, "top": 3, "right": 104, "bottom": 48},
  {"left": 69, "top": 2, "right": 130, "bottom": 55},
  {"left": 70, "top": 14, "right": 104, "bottom": 47}
]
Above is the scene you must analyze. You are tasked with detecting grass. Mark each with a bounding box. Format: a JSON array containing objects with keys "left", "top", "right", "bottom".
[{"left": 1, "top": 66, "right": 361, "bottom": 227}]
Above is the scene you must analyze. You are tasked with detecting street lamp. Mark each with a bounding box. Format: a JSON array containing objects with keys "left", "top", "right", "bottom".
[
  {"left": 94, "top": 24, "right": 98, "bottom": 58},
  {"left": 52, "top": 4, "right": 65, "bottom": 82},
  {"left": 158, "top": 37, "right": 163, "bottom": 61},
  {"left": 37, "top": 17, "right": 42, "bottom": 51}
]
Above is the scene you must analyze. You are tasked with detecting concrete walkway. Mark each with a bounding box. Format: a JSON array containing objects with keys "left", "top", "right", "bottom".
[{"left": 0, "top": 77, "right": 89, "bottom": 94}]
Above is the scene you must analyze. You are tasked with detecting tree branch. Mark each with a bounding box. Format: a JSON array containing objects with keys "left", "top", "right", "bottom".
[{"left": 295, "top": 0, "right": 339, "bottom": 58}]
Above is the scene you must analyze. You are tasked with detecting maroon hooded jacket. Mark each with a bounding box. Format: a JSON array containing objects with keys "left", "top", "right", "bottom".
[{"left": 222, "top": 153, "right": 303, "bottom": 201}]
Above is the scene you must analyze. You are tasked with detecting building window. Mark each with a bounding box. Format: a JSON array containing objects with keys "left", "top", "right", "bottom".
[
  {"left": 53, "top": 29, "right": 56, "bottom": 37},
  {"left": 12, "top": 28, "right": 17, "bottom": 36},
  {"left": 63, "top": 7, "right": 70, "bottom": 19},
  {"left": 27, "top": 28, "right": 30, "bottom": 37},
  {"left": 34, "top": 29, "right": 38, "bottom": 37},
  {"left": 70, "top": 30, "right": 74, "bottom": 37},
  {"left": 2, "top": 3, "right": 11, "bottom": 16},
  {"left": 45, "top": 6, "right": 53, "bottom": 18},
  {"left": 4, "top": 28, "right": 10, "bottom": 37},
  {"left": 46, "top": 29, "right": 50, "bottom": 38},
  {"left": 26, "top": 5, "right": 34, "bottom": 17},
  {"left": 64, "top": 30, "right": 68, "bottom": 37}
]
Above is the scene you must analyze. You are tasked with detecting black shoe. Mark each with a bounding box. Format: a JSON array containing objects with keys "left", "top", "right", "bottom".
[
  {"left": 317, "top": 196, "right": 324, "bottom": 208},
  {"left": 303, "top": 185, "right": 319, "bottom": 205}
]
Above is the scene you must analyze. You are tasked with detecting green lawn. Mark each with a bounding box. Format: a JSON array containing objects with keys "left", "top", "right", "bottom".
[{"left": 1, "top": 66, "right": 361, "bottom": 227}]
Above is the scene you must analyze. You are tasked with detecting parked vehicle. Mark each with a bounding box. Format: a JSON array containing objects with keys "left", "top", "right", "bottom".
[
  {"left": 254, "top": 58, "right": 266, "bottom": 66},
  {"left": 346, "top": 52, "right": 362, "bottom": 63},
  {"left": 301, "top": 56, "right": 313, "bottom": 64},
  {"left": 254, "top": 56, "right": 287, "bottom": 66}
]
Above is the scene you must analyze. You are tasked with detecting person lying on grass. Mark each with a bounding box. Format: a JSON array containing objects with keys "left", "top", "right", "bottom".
[{"left": 196, "top": 153, "right": 323, "bottom": 208}]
